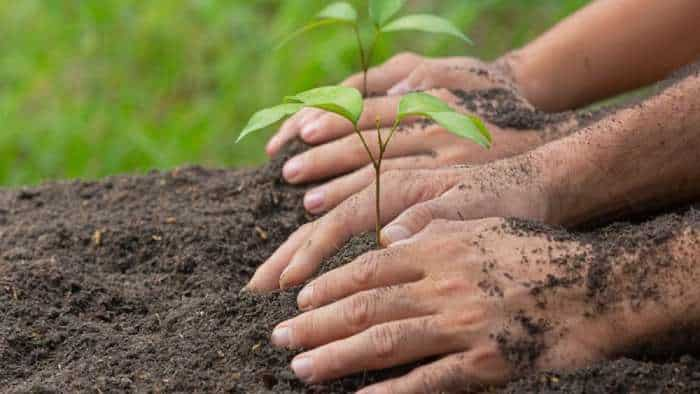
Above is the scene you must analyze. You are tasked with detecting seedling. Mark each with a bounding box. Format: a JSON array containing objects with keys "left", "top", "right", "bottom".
[
  {"left": 278, "top": 0, "right": 473, "bottom": 96},
  {"left": 237, "top": 1, "right": 492, "bottom": 247}
]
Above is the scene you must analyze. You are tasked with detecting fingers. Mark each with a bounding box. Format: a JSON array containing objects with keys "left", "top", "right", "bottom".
[
  {"left": 278, "top": 168, "right": 461, "bottom": 289},
  {"left": 357, "top": 351, "right": 509, "bottom": 394},
  {"left": 267, "top": 108, "right": 324, "bottom": 156},
  {"left": 380, "top": 195, "right": 460, "bottom": 247},
  {"left": 388, "top": 57, "right": 495, "bottom": 96},
  {"left": 297, "top": 247, "right": 425, "bottom": 310},
  {"left": 299, "top": 95, "right": 402, "bottom": 145},
  {"left": 283, "top": 126, "right": 434, "bottom": 184},
  {"left": 343, "top": 52, "right": 424, "bottom": 96},
  {"left": 245, "top": 223, "right": 314, "bottom": 291},
  {"left": 303, "top": 155, "right": 440, "bottom": 214},
  {"left": 273, "top": 282, "right": 430, "bottom": 349},
  {"left": 390, "top": 218, "right": 506, "bottom": 248},
  {"left": 289, "top": 316, "right": 463, "bottom": 383}
]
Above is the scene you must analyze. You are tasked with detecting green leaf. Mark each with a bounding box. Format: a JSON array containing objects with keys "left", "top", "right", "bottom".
[
  {"left": 428, "top": 111, "right": 491, "bottom": 148},
  {"left": 381, "top": 14, "right": 473, "bottom": 44},
  {"left": 285, "top": 86, "right": 363, "bottom": 125},
  {"left": 466, "top": 114, "right": 493, "bottom": 145},
  {"left": 397, "top": 92, "right": 453, "bottom": 120},
  {"left": 318, "top": 2, "right": 357, "bottom": 23},
  {"left": 276, "top": 2, "right": 357, "bottom": 50},
  {"left": 236, "top": 103, "right": 303, "bottom": 143},
  {"left": 369, "top": 0, "right": 406, "bottom": 27},
  {"left": 276, "top": 19, "right": 343, "bottom": 50}
]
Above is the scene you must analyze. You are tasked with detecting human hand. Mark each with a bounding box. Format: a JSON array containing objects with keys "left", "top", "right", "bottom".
[
  {"left": 245, "top": 153, "right": 553, "bottom": 291},
  {"left": 266, "top": 53, "right": 521, "bottom": 157},
  {"left": 282, "top": 96, "right": 543, "bottom": 214},
  {"left": 269, "top": 218, "right": 625, "bottom": 391}
]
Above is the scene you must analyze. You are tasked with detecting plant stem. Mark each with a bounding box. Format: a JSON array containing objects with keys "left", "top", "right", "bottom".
[
  {"left": 353, "top": 125, "right": 377, "bottom": 167},
  {"left": 375, "top": 117, "right": 384, "bottom": 246},
  {"left": 374, "top": 160, "right": 381, "bottom": 246},
  {"left": 382, "top": 118, "right": 401, "bottom": 150},
  {"left": 353, "top": 26, "right": 369, "bottom": 97}
]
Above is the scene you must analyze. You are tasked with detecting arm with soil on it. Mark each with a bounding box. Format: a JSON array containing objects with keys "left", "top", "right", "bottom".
[
  {"left": 504, "top": 0, "right": 700, "bottom": 112},
  {"left": 599, "top": 211, "right": 700, "bottom": 356},
  {"left": 537, "top": 63, "right": 700, "bottom": 227}
]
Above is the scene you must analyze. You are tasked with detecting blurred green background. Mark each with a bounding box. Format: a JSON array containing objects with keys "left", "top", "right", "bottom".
[{"left": 0, "top": 0, "right": 589, "bottom": 186}]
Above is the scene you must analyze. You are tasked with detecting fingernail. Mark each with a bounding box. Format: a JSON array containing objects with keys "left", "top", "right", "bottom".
[
  {"left": 279, "top": 261, "right": 296, "bottom": 289},
  {"left": 266, "top": 136, "right": 279, "bottom": 156},
  {"left": 304, "top": 190, "right": 325, "bottom": 213},
  {"left": 381, "top": 225, "right": 411, "bottom": 245},
  {"left": 291, "top": 356, "right": 314, "bottom": 382},
  {"left": 301, "top": 123, "right": 318, "bottom": 141},
  {"left": 297, "top": 284, "right": 314, "bottom": 310},
  {"left": 388, "top": 81, "right": 410, "bottom": 96},
  {"left": 283, "top": 158, "right": 303, "bottom": 181},
  {"left": 271, "top": 325, "right": 291, "bottom": 347}
]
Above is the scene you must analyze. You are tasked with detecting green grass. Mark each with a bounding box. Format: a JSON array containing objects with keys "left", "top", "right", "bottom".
[{"left": 0, "top": 0, "right": 589, "bottom": 186}]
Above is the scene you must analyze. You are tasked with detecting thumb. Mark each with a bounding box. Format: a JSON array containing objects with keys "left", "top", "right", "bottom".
[{"left": 380, "top": 196, "right": 456, "bottom": 246}]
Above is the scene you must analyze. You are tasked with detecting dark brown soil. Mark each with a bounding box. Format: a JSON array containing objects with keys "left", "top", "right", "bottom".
[{"left": 2, "top": 143, "right": 699, "bottom": 393}]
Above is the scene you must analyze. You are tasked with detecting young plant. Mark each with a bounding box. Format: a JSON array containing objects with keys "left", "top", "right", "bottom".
[
  {"left": 278, "top": 0, "right": 472, "bottom": 96},
  {"left": 238, "top": 1, "right": 492, "bottom": 247},
  {"left": 237, "top": 87, "right": 491, "bottom": 246}
]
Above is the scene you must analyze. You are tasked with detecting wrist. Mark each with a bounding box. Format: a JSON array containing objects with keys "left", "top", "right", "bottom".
[
  {"left": 495, "top": 50, "right": 554, "bottom": 112},
  {"left": 490, "top": 150, "right": 555, "bottom": 224}
]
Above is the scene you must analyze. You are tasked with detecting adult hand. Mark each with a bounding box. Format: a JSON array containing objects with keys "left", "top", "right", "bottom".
[
  {"left": 269, "top": 219, "right": 627, "bottom": 391},
  {"left": 280, "top": 89, "right": 544, "bottom": 214},
  {"left": 266, "top": 53, "right": 521, "bottom": 157},
  {"left": 245, "top": 153, "right": 553, "bottom": 291}
]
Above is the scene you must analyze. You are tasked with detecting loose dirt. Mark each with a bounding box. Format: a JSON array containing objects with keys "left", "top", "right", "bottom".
[
  {"left": 2, "top": 146, "right": 699, "bottom": 393},
  {"left": 3, "top": 69, "right": 700, "bottom": 392}
]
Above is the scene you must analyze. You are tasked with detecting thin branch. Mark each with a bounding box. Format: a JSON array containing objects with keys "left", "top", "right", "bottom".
[
  {"left": 376, "top": 116, "right": 384, "bottom": 164},
  {"left": 366, "top": 29, "right": 380, "bottom": 78},
  {"left": 375, "top": 116, "right": 383, "bottom": 247},
  {"left": 353, "top": 25, "right": 369, "bottom": 96},
  {"left": 382, "top": 118, "right": 402, "bottom": 151},
  {"left": 353, "top": 125, "right": 377, "bottom": 168}
]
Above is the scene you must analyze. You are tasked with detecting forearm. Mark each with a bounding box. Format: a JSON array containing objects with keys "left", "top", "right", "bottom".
[
  {"left": 502, "top": 0, "right": 700, "bottom": 111},
  {"left": 540, "top": 66, "right": 700, "bottom": 226}
]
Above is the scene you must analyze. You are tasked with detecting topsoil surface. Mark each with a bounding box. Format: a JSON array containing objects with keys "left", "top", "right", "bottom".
[{"left": 3, "top": 83, "right": 700, "bottom": 393}]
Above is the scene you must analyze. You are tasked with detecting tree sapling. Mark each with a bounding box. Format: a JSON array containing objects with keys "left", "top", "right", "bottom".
[
  {"left": 237, "top": 1, "right": 492, "bottom": 247},
  {"left": 278, "top": 0, "right": 473, "bottom": 96}
]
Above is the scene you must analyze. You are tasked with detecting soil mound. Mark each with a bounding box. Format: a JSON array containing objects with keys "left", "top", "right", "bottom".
[{"left": 1, "top": 147, "right": 699, "bottom": 393}]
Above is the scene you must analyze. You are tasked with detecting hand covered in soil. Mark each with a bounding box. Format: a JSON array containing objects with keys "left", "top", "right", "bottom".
[
  {"left": 245, "top": 153, "right": 552, "bottom": 291},
  {"left": 268, "top": 219, "right": 622, "bottom": 390},
  {"left": 266, "top": 53, "right": 522, "bottom": 157}
]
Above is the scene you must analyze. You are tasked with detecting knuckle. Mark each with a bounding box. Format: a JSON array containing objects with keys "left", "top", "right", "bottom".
[
  {"left": 368, "top": 324, "right": 401, "bottom": 360},
  {"left": 449, "top": 309, "right": 487, "bottom": 332},
  {"left": 380, "top": 169, "right": 412, "bottom": 189},
  {"left": 402, "top": 202, "right": 435, "bottom": 229},
  {"left": 406, "top": 171, "right": 450, "bottom": 202},
  {"left": 310, "top": 279, "right": 329, "bottom": 307},
  {"left": 344, "top": 292, "right": 375, "bottom": 330},
  {"left": 432, "top": 276, "right": 470, "bottom": 297},
  {"left": 352, "top": 252, "right": 380, "bottom": 287}
]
